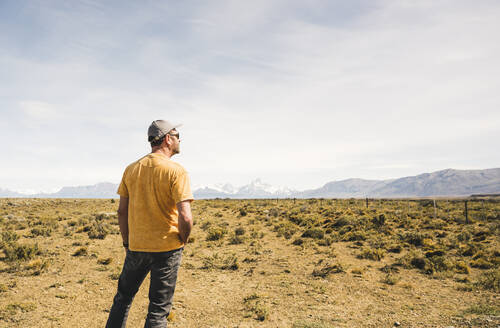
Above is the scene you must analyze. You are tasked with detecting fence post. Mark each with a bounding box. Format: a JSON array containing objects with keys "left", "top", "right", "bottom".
[
  {"left": 433, "top": 199, "right": 437, "bottom": 219},
  {"left": 293, "top": 198, "right": 296, "bottom": 204},
  {"left": 465, "top": 200, "right": 469, "bottom": 224},
  {"left": 366, "top": 197, "right": 368, "bottom": 208}
]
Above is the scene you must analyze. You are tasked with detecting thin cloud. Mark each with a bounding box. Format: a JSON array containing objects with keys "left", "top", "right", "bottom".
[{"left": 0, "top": 0, "right": 499, "bottom": 192}]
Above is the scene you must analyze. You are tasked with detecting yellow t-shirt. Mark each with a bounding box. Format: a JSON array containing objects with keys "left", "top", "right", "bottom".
[{"left": 117, "top": 153, "right": 193, "bottom": 252}]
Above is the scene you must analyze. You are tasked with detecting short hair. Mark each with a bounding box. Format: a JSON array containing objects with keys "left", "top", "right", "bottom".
[{"left": 149, "top": 135, "right": 165, "bottom": 147}]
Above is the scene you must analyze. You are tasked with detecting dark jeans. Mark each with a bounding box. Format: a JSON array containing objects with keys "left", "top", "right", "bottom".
[{"left": 106, "top": 247, "right": 183, "bottom": 328}]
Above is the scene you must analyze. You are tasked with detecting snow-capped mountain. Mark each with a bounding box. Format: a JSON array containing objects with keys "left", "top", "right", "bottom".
[{"left": 194, "top": 179, "right": 296, "bottom": 199}]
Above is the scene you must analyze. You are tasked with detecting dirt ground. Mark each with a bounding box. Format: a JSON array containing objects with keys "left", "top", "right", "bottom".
[{"left": 0, "top": 198, "right": 499, "bottom": 327}]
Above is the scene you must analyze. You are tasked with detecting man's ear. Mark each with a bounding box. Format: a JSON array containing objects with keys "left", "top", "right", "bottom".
[{"left": 163, "top": 134, "right": 172, "bottom": 147}]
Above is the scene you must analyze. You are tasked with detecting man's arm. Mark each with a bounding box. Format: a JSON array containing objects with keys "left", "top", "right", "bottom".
[
  {"left": 117, "top": 196, "right": 129, "bottom": 248},
  {"left": 177, "top": 200, "right": 193, "bottom": 244}
]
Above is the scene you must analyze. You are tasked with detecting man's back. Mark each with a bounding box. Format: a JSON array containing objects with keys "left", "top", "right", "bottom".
[{"left": 118, "top": 152, "right": 193, "bottom": 252}]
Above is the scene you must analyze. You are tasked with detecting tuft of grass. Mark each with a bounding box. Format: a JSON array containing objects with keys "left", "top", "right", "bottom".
[
  {"left": 312, "top": 262, "right": 345, "bottom": 278},
  {"left": 3, "top": 242, "right": 40, "bottom": 262},
  {"left": 97, "top": 257, "right": 113, "bottom": 265},
  {"left": 243, "top": 293, "right": 268, "bottom": 321},
  {"left": 341, "top": 230, "right": 367, "bottom": 242},
  {"left": 462, "top": 303, "right": 500, "bottom": 315},
  {"left": 357, "top": 247, "right": 385, "bottom": 261},
  {"left": 202, "top": 253, "right": 239, "bottom": 270},
  {"left": 474, "top": 268, "right": 500, "bottom": 292},
  {"left": 228, "top": 234, "right": 245, "bottom": 245},
  {"left": 3, "top": 302, "right": 36, "bottom": 316},
  {"left": 72, "top": 247, "right": 88, "bottom": 257},
  {"left": 25, "top": 259, "right": 50, "bottom": 275},
  {"left": 29, "top": 227, "right": 52, "bottom": 237},
  {"left": 0, "top": 231, "right": 19, "bottom": 248},
  {"left": 234, "top": 227, "right": 246, "bottom": 236},
  {"left": 381, "top": 273, "right": 400, "bottom": 285},
  {"left": 87, "top": 221, "right": 109, "bottom": 239},
  {"left": 301, "top": 228, "right": 324, "bottom": 239},
  {"left": 206, "top": 227, "right": 227, "bottom": 241}
]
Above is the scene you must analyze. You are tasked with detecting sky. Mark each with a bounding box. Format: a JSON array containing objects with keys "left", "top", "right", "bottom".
[{"left": 1, "top": 0, "right": 499, "bottom": 193}]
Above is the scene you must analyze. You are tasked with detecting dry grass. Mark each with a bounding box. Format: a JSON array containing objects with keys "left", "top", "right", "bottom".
[{"left": 0, "top": 197, "right": 499, "bottom": 327}]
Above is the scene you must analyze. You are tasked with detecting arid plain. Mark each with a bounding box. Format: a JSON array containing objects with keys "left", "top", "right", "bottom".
[{"left": 0, "top": 197, "right": 499, "bottom": 328}]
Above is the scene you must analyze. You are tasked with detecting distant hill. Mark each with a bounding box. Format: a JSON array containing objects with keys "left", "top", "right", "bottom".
[
  {"left": 0, "top": 182, "right": 119, "bottom": 199},
  {"left": 2, "top": 168, "right": 499, "bottom": 199},
  {"left": 299, "top": 168, "right": 500, "bottom": 198}
]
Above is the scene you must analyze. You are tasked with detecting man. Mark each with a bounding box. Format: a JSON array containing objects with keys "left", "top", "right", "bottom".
[{"left": 106, "top": 120, "right": 194, "bottom": 328}]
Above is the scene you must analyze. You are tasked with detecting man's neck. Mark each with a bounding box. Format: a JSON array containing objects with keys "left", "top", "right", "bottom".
[{"left": 151, "top": 147, "right": 173, "bottom": 159}]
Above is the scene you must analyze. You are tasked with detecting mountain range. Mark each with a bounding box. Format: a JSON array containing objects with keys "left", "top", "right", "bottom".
[{"left": 1, "top": 168, "right": 499, "bottom": 199}]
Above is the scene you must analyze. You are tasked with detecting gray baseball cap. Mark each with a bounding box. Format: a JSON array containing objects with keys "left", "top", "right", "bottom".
[{"left": 148, "top": 120, "right": 182, "bottom": 143}]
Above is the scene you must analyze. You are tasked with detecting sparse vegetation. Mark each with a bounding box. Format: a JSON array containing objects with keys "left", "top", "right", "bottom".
[{"left": 0, "top": 197, "right": 499, "bottom": 327}]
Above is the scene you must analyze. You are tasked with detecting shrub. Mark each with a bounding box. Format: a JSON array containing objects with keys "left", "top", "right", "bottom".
[
  {"left": 87, "top": 222, "right": 109, "bottom": 240},
  {"left": 235, "top": 227, "right": 246, "bottom": 236},
  {"left": 200, "top": 220, "right": 212, "bottom": 231},
  {"left": 73, "top": 247, "right": 88, "bottom": 257},
  {"left": 301, "top": 228, "right": 324, "bottom": 239},
  {"left": 387, "top": 244, "right": 402, "bottom": 253},
  {"left": 455, "top": 261, "right": 470, "bottom": 274},
  {"left": 97, "top": 257, "right": 113, "bottom": 265},
  {"left": 0, "top": 231, "right": 19, "bottom": 245},
  {"left": 29, "top": 227, "right": 52, "bottom": 237},
  {"left": 316, "top": 236, "right": 333, "bottom": 246},
  {"left": 228, "top": 234, "right": 244, "bottom": 245},
  {"left": 341, "top": 230, "right": 366, "bottom": 241},
  {"left": 206, "top": 227, "right": 227, "bottom": 241},
  {"left": 357, "top": 248, "right": 385, "bottom": 261},
  {"left": 426, "top": 256, "right": 454, "bottom": 274},
  {"left": 312, "top": 262, "right": 345, "bottom": 278},
  {"left": 292, "top": 238, "right": 304, "bottom": 246},
  {"left": 371, "top": 214, "right": 386, "bottom": 227},
  {"left": 382, "top": 273, "right": 400, "bottom": 285},
  {"left": 474, "top": 269, "right": 500, "bottom": 292},
  {"left": 202, "top": 253, "right": 238, "bottom": 270},
  {"left": 3, "top": 242, "right": 40, "bottom": 262},
  {"left": 25, "top": 259, "right": 50, "bottom": 275},
  {"left": 269, "top": 208, "right": 280, "bottom": 217},
  {"left": 470, "top": 258, "right": 494, "bottom": 269},
  {"left": 253, "top": 303, "right": 269, "bottom": 321},
  {"left": 275, "top": 223, "right": 297, "bottom": 239},
  {"left": 402, "top": 232, "right": 428, "bottom": 247},
  {"left": 331, "top": 216, "right": 353, "bottom": 227}
]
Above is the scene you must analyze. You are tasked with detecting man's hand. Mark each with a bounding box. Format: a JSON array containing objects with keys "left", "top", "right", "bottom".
[{"left": 177, "top": 200, "right": 193, "bottom": 244}]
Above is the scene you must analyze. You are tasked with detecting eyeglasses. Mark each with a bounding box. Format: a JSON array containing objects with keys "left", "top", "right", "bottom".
[{"left": 167, "top": 132, "right": 180, "bottom": 140}]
